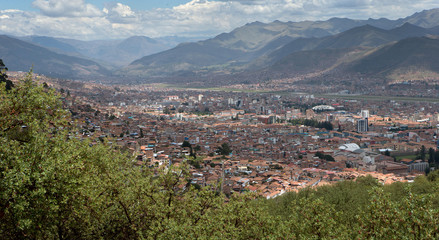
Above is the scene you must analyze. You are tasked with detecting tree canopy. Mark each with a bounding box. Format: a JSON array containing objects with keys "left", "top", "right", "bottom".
[
  {"left": 0, "top": 59, "right": 14, "bottom": 90},
  {"left": 216, "top": 142, "right": 232, "bottom": 156},
  {"left": 315, "top": 151, "right": 335, "bottom": 162},
  {"left": 289, "top": 118, "right": 333, "bottom": 131}
]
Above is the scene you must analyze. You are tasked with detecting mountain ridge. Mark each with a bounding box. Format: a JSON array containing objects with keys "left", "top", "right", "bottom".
[
  {"left": 3, "top": 8, "right": 439, "bottom": 83},
  {"left": 0, "top": 35, "right": 109, "bottom": 79},
  {"left": 19, "top": 35, "right": 200, "bottom": 68},
  {"left": 119, "top": 8, "right": 439, "bottom": 79}
]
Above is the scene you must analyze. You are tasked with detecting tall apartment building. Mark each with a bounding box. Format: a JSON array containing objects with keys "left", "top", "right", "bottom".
[
  {"left": 358, "top": 109, "right": 369, "bottom": 132},
  {"left": 357, "top": 118, "right": 368, "bottom": 132}
]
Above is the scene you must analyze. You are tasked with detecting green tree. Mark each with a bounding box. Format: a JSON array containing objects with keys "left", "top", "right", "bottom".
[
  {"left": 163, "top": 107, "right": 171, "bottom": 114},
  {"left": 193, "top": 145, "right": 201, "bottom": 152},
  {"left": 315, "top": 152, "right": 324, "bottom": 159},
  {"left": 286, "top": 196, "right": 348, "bottom": 239},
  {"left": 427, "top": 169, "right": 439, "bottom": 182},
  {"left": 315, "top": 152, "right": 335, "bottom": 162},
  {"left": 190, "top": 147, "right": 196, "bottom": 159},
  {"left": 289, "top": 118, "right": 333, "bottom": 131},
  {"left": 0, "top": 73, "right": 93, "bottom": 238},
  {"left": 435, "top": 149, "right": 439, "bottom": 165},
  {"left": 420, "top": 145, "right": 426, "bottom": 161},
  {"left": 181, "top": 140, "right": 191, "bottom": 149},
  {"left": 358, "top": 188, "right": 439, "bottom": 239},
  {"left": 216, "top": 142, "right": 232, "bottom": 156},
  {"left": 428, "top": 148, "right": 435, "bottom": 164},
  {"left": 0, "top": 59, "right": 13, "bottom": 91}
]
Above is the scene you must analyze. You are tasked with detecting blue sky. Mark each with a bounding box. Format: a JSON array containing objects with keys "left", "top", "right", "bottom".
[
  {"left": 0, "top": 0, "right": 191, "bottom": 11},
  {"left": 1, "top": 0, "right": 439, "bottom": 40}
]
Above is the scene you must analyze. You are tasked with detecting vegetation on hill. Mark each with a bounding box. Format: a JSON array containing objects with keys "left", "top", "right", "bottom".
[
  {"left": 264, "top": 174, "right": 439, "bottom": 239},
  {"left": 2, "top": 70, "right": 439, "bottom": 239}
]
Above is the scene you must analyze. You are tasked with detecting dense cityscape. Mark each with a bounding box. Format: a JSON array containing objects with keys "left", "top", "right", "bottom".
[{"left": 11, "top": 72, "right": 439, "bottom": 200}]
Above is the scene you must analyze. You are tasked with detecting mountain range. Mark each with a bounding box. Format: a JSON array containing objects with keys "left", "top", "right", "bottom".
[
  {"left": 351, "top": 36, "right": 439, "bottom": 80},
  {"left": 261, "top": 35, "right": 439, "bottom": 82},
  {"left": 118, "top": 8, "right": 439, "bottom": 80},
  {"left": 1, "top": 8, "right": 439, "bottom": 85},
  {"left": 0, "top": 35, "right": 109, "bottom": 79},
  {"left": 18, "top": 35, "right": 201, "bottom": 68},
  {"left": 248, "top": 23, "right": 439, "bottom": 70}
]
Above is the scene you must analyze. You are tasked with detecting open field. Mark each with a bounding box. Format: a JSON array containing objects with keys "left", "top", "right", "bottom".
[
  {"left": 313, "top": 94, "right": 439, "bottom": 103},
  {"left": 151, "top": 84, "right": 439, "bottom": 103},
  {"left": 153, "top": 84, "right": 270, "bottom": 93},
  {"left": 394, "top": 154, "right": 418, "bottom": 161}
]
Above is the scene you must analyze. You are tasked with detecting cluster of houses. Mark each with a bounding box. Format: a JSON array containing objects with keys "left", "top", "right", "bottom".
[{"left": 53, "top": 82, "right": 439, "bottom": 199}]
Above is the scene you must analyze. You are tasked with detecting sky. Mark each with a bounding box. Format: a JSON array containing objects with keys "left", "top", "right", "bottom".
[{"left": 1, "top": 0, "right": 439, "bottom": 40}]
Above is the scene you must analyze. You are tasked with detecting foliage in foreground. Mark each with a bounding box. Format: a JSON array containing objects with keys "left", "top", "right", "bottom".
[
  {"left": 265, "top": 174, "right": 439, "bottom": 239},
  {"left": 0, "top": 74, "right": 276, "bottom": 239},
  {"left": 2, "top": 75, "right": 439, "bottom": 239}
]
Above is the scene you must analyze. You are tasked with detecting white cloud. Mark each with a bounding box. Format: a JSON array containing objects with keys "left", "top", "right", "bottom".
[
  {"left": 32, "top": 0, "right": 103, "bottom": 17},
  {"left": 2, "top": 9, "right": 23, "bottom": 14},
  {"left": 110, "top": 3, "right": 135, "bottom": 17},
  {"left": 0, "top": 0, "right": 438, "bottom": 40},
  {"left": 104, "top": 3, "right": 137, "bottom": 23}
]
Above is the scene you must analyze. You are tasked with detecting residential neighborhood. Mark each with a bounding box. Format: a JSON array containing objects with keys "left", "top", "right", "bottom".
[{"left": 17, "top": 73, "right": 439, "bottom": 199}]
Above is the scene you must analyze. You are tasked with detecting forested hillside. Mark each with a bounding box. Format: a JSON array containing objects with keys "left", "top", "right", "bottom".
[{"left": 1, "top": 73, "right": 439, "bottom": 239}]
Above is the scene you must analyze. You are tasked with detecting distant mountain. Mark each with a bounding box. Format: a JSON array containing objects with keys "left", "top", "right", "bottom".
[
  {"left": 121, "top": 41, "right": 244, "bottom": 77},
  {"left": 250, "top": 25, "right": 392, "bottom": 68},
  {"left": 270, "top": 47, "right": 365, "bottom": 74},
  {"left": 117, "top": 20, "right": 341, "bottom": 77},
  {"left": 80, "top": 36, "right": 171, "bottom": 68},
  {"left": 350, "top": 37, "right": 439, "bottom": 79},
  {"left": 7, "top": 8, "right": 439, "bottom": 85},
  {"left": 255, "top": 36, "right": 439, "bottom": 87},
  {"left": 120, "top": 8, "right": 439, "bottom": 78},
  {"left": 252, "top": 23, "right": 437, "bottom": 69},
  {"left": 21, "top": 35, "right": 182, "bottom": 68},
  {"left": 401, "top": 8, "right": 439, "bottom": 28},
  {"left": 19, "top": 36, "right": 80, "bottom": 55},
  {"left": 0, "top": 35, "right": 109, "bottom": 79},
  {"left": 155, "top": 36, "right": 208, "bottom": 48},
  {"left": 388, "top": 22, "right": 433, "bottom": 38},
  {"left": 315, "top": 25, "right": 397, "bottom": 48},
  {"left": 117, "top": 36, "right": 159, "bottom": 55}
]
